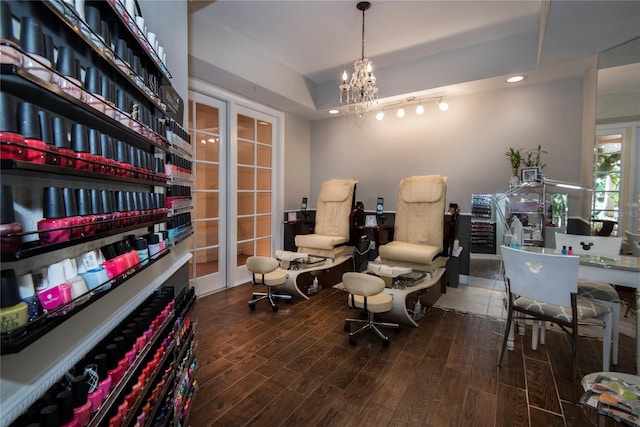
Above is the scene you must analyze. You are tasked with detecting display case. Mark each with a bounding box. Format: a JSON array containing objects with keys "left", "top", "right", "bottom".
[
  {"left": 496, "top": 178, "right": 592, "bottom": 249},
  {"left": 0, "top": 1, "right": 194, "bottom": 425},
  {"left": 470, "top": 193, "right": 497, "bottom": 254}
]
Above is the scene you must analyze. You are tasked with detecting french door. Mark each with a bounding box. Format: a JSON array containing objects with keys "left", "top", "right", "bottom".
[{"left": 188, "top": 84, "right": 283, "bottom": 295}]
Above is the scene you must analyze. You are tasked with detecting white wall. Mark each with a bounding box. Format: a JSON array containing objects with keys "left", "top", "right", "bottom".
[
  {"left": 283, "top": 113, "right": 311, "bottom": 210},
  {"left": 310, "top": 78, "right": 585, "bottom": 215}
]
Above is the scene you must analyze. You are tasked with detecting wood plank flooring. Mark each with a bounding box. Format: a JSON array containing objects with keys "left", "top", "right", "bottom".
[{"left": 187, "top": 284, "right": 636, "bottom": 426}]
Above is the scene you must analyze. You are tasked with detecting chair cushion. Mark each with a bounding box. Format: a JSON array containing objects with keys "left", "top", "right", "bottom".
[
  {"left": 320, "top": 179, "right": 354, "bottom": 202},
  {"left": 295, "top": 234, "right": 347, "bottom": 250},
  {"left": 347, "top": 292, "right": 393, "bottom": 313},
  {"left": 254, "top": 270, "right": 287, "bottom": 287},
  {"left": 578, "top": 280, "right": 621, "bottom": 303},
  {"left": 399, "top": 175, "right": 445, "bottom": 203},
  {"left": 378, "top": 240, "right": 440, "bottom": 265},
  {"left": 514, "top": 295, "right": 611, "bottom": 322}
]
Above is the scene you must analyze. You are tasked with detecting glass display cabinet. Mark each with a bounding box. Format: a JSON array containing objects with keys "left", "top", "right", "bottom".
[{"left": 495, "top": 178, "right": 593, "bottom": 249}]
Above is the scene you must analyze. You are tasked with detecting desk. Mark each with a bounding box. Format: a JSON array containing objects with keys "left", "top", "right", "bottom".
[{"left": 526, "top": 247, "right": 640, "bottom": 371}]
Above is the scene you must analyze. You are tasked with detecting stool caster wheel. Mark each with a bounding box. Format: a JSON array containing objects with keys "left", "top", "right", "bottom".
[
  {"left": 349, "top": 335, "right": 357, "bottom": 346},
  {"left": 344, "top": 321, "right": 350, "bottom": 332},
  {"left": 382, "top": 338, "right": 390, "bottom": 347},
  {"left": 248, "top": 302, "right": 256, "bottom": 311},
  {"left": 272, "top": 304, "right": 279, "bottom": 312}
]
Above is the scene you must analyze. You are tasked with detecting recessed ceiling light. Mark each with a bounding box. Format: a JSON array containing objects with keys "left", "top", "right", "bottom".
[
  {"left": 506, "top": 75, "right": 525, "bottom": 83},
  {"left": 328, "top": 109, "right": 339, "bottom": 114}
]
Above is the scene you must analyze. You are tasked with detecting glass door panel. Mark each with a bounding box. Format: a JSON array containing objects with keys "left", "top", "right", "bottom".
[{"left": 188, "top": 92, "right": 227, "bottom": 296}]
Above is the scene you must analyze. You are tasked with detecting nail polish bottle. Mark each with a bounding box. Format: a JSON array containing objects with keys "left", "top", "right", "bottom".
[
  {"left": 0, "top": 3, "right": 23, "bottom": 66},
  {"left": 38, "top": 261, "right": 73, "bottom": 312},
  {"left": 77, "top": 250, "right": 109, "bottom": 291},
  {"left": 87, "top": 129, "right": 106, "bottom": 174},
  {"left": 121, "top": 328, "right": 137, "bottom": 366},
  {"left": 116, "top": 90, "right": 132, "bottom": 128},
  {"left": 147, "top": 233, "right": 161, "bottom": 259},
  {"left": 100, "top": 134, "right": 117, "bottom": 175},
  {"left": 17, "top": 102, "right": 47, "bottom": 164},
  {"left": 38, "top": 187, "right": 72, "bottom": 244},
  {"left": 113, "top": 335, "right": 130, "bottom": 372},
  {"left": 38, "top": 110, "right": 60, "bottom": 166},
  {"left": 0, "top": 185, "right": 23, "bottom": 252},
  {"left": 62, "top": 258, "right": 89, "bottom": 304},
  {"left": 70, "top": 124, "right": 94, "bottom": 171},
  {"left": 75, "top": 188, "right": 95, "bottom": 238},
  {"left": 57, "top": 390, "right": 80, "bottom": 427},
  {"left": 62, "top": 187, "right": 84, "bottom": 240},
  {"left": 0, "top": 93, "right": 26, "bottom": 160},
  {"left": 19, "top": 17, "right": 52, "bottom": 82},
  {"left": 100, "top": 75, "right": 116, "bottom": 119},
  {"left": 82, "top": 363, "right": 103, "bottom": 413},
  {"left": 39, "top": 404, "right": 60, "bottom": 426},
  {"left": 134, "top": 237, "right": 149, "bottom": 266},
  {"left": 108, "top": 406, "right": 122, "bottom": 427},
  {"left": 17, "top": 272, "right": 44, "bottom": 322},
  {"left": 54, "top": 46, "right": 83, "bottom": 99},
  {"left": 83, "top": 67, "right": 105, "bottom": 113},
  {"left": 567, "top": 246, "right": 573, "bottom": 255},
  {"left": 83, "top": 5, "right": 102, "bottom": 46},
  {"left": 0, "top": 269, "right": 28, "bottom": 333},
  {"left": 128, "top": 145, "right": 141, "bottom": 179},
  {"left": 52, "top": 116, "right": 76, "bottom": 168},
  {"left": 561, "top": 245, "right": 567, "bottom": 255},
  {"left": 89, "top": 189, "right": 108, "bottom": 233},
  {"left": 70, "top": 375, "right": 91, "bottom": 426},
  {"left": 93, "top": 353, "right": 112, "bottom": 398},
  {"left": 105, "top": 343, "right": 123, "bottom": 385},
  {"left": 115, "top": 140, "right": 132, "bottom": 178},
  {"left": 114, "top": 38, "right": 130, "bottom": 75},
  {"left": 100, "top": 190, "right": 119, "bottom": 229}
]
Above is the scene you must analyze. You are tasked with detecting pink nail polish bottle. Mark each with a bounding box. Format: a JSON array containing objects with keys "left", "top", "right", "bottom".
[
  {"left": 52, "top": 116, "right": 76, "bottom": 168},
  {"left": 83, "top": 363, "right": 104, "bottom": 413},
  {"left": 71, "top": 375, "right": 92, "bottom": 426},
  {"left": 38, "top": 187, "right": 72, "bottom": 245},
  {"left": 105, "top": 344, "right": 123, "bottom": 385},
  {"left": 38, "top": 109, "right": 61, "bottom": 166},
  {"left": 94, "top": 353, "right": 112, "bottom": 398},
  {"left": 62, "top": 188, "right": 85, "bottom": 240},
  {"left": 0, "top": 185, "right": 23, "bottom": 253},
  {"left": 56, "top": 390, "right": 80, "bottom": 427},
  {"left": 0, "top": 93, "right": 26, "bottom": 160},
  {"left": 70, "top": 124, "right": 95, "bottom": 171},
  {"left": 17, "top": 102, "right": 47, "bottom": 164}
]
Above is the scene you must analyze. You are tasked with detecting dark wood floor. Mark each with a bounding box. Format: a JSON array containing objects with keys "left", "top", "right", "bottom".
[{"left": 187, "top": 283, "right": 637, "bottom": 427}]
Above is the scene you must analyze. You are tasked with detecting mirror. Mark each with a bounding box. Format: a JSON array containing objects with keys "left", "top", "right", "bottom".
[{"left": 594, "top": 38, "right": 640, "bottom": 234}]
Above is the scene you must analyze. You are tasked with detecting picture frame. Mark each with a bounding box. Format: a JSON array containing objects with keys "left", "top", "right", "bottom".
[
  {"left": 521, "top": 167, "right": 540, "bottom": 182},
  {"left": 365, "top": 215, "right": 378, "bottom": 227},
  {"left": 287, "top": 212, "right": 298, "bottom": 221}
]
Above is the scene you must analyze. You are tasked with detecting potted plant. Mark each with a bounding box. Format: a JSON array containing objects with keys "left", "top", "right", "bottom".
[
  {"left": 505, "top": 147, "right": 523, "bottom": 178},
  {"left": 523, "top": 144, "right": 547, "bottom": 169}
]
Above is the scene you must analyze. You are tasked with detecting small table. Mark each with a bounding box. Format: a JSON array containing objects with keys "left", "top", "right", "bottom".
[{"left": 580, "top": 372, "right": 640, "bottom": 426}]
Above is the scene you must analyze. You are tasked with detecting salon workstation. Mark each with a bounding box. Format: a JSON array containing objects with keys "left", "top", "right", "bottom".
[{"left": 1, "top": 1, "right": 640, "bottom": 426}]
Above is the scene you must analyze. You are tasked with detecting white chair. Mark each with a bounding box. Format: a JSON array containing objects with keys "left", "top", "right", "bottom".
[
  {"left": 377, "top": 175, "right": 449, "bottom": 273},
  {"left": 342, "top": 272, "right": 399, "bottom": 346},
  {"left": 627, "top": 230, "right": 640, "bottom": 257},
  {"left": 498, "top": 246, "right": 613, "bottom": 401},
  {"left": 552, "top": 233, "right": 622, "bottom": 365},
  {"left": 294, "top": 179, "right": 358, "bottom": 259},
  {"left": 247, "top": 256, "right": 292, "bottom": 312}
]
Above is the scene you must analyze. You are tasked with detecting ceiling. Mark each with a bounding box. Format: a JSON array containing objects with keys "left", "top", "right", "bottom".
[{"left": 188, "top": 1, "right": 640, "bottom": 120}]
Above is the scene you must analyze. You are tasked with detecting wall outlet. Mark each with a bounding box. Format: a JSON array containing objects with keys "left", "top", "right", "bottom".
[{"left": 369, "top": 241, "right": 376, "bottom": 250}]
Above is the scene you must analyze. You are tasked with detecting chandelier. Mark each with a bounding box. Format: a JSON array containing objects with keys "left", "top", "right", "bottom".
[{"left": 339, "top": 1, "right": 378, "bottom": 117}]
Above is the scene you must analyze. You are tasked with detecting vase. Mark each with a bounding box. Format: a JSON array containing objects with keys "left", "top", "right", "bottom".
[{"left": 510, "top": 176, "right": 520, "bottom": 188}]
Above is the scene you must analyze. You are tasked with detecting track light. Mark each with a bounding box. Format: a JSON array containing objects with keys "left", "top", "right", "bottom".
[
  {"left": 438, "top": 98, "right": 449, "bottom": 112},
  {"left": 397, "top": 107, "right": 405, "bottom": 118},
  {"left": 415, "top": 104, "right": 424, "bottom": 115}
]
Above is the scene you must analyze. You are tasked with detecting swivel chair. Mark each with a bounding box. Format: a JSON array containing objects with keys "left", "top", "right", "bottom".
[
  {"left": 342, "top": 272, "right": 399, "bottom": 346},
  {"left": 247, "top": 256, "right": 291, "bottom": 312},
  {"left": 377, "top": 175, "right": 451, "bottom": 273},
  {"left": 294, "top": 178, "right": 358, "bottom": 259}
]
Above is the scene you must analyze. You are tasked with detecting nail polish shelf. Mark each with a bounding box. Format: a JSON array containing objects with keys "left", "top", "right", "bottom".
[
  {"left": 0, "top": 249, "right": 171, "bottom": 354},
  {"left": 90, "top": 304, "right": 178, "bottom": 427},
  {"left": 42, "top": 0, "right": 171, "bottom": 108},
  {"left": 0, "top": 157, "right": 168, "bottom": 185},
  {"left": 0, "top": 63, "right": 169, "bottom": 152},
  {"left": 0, "top": 209, "right": 166, "bottom": 262}
]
